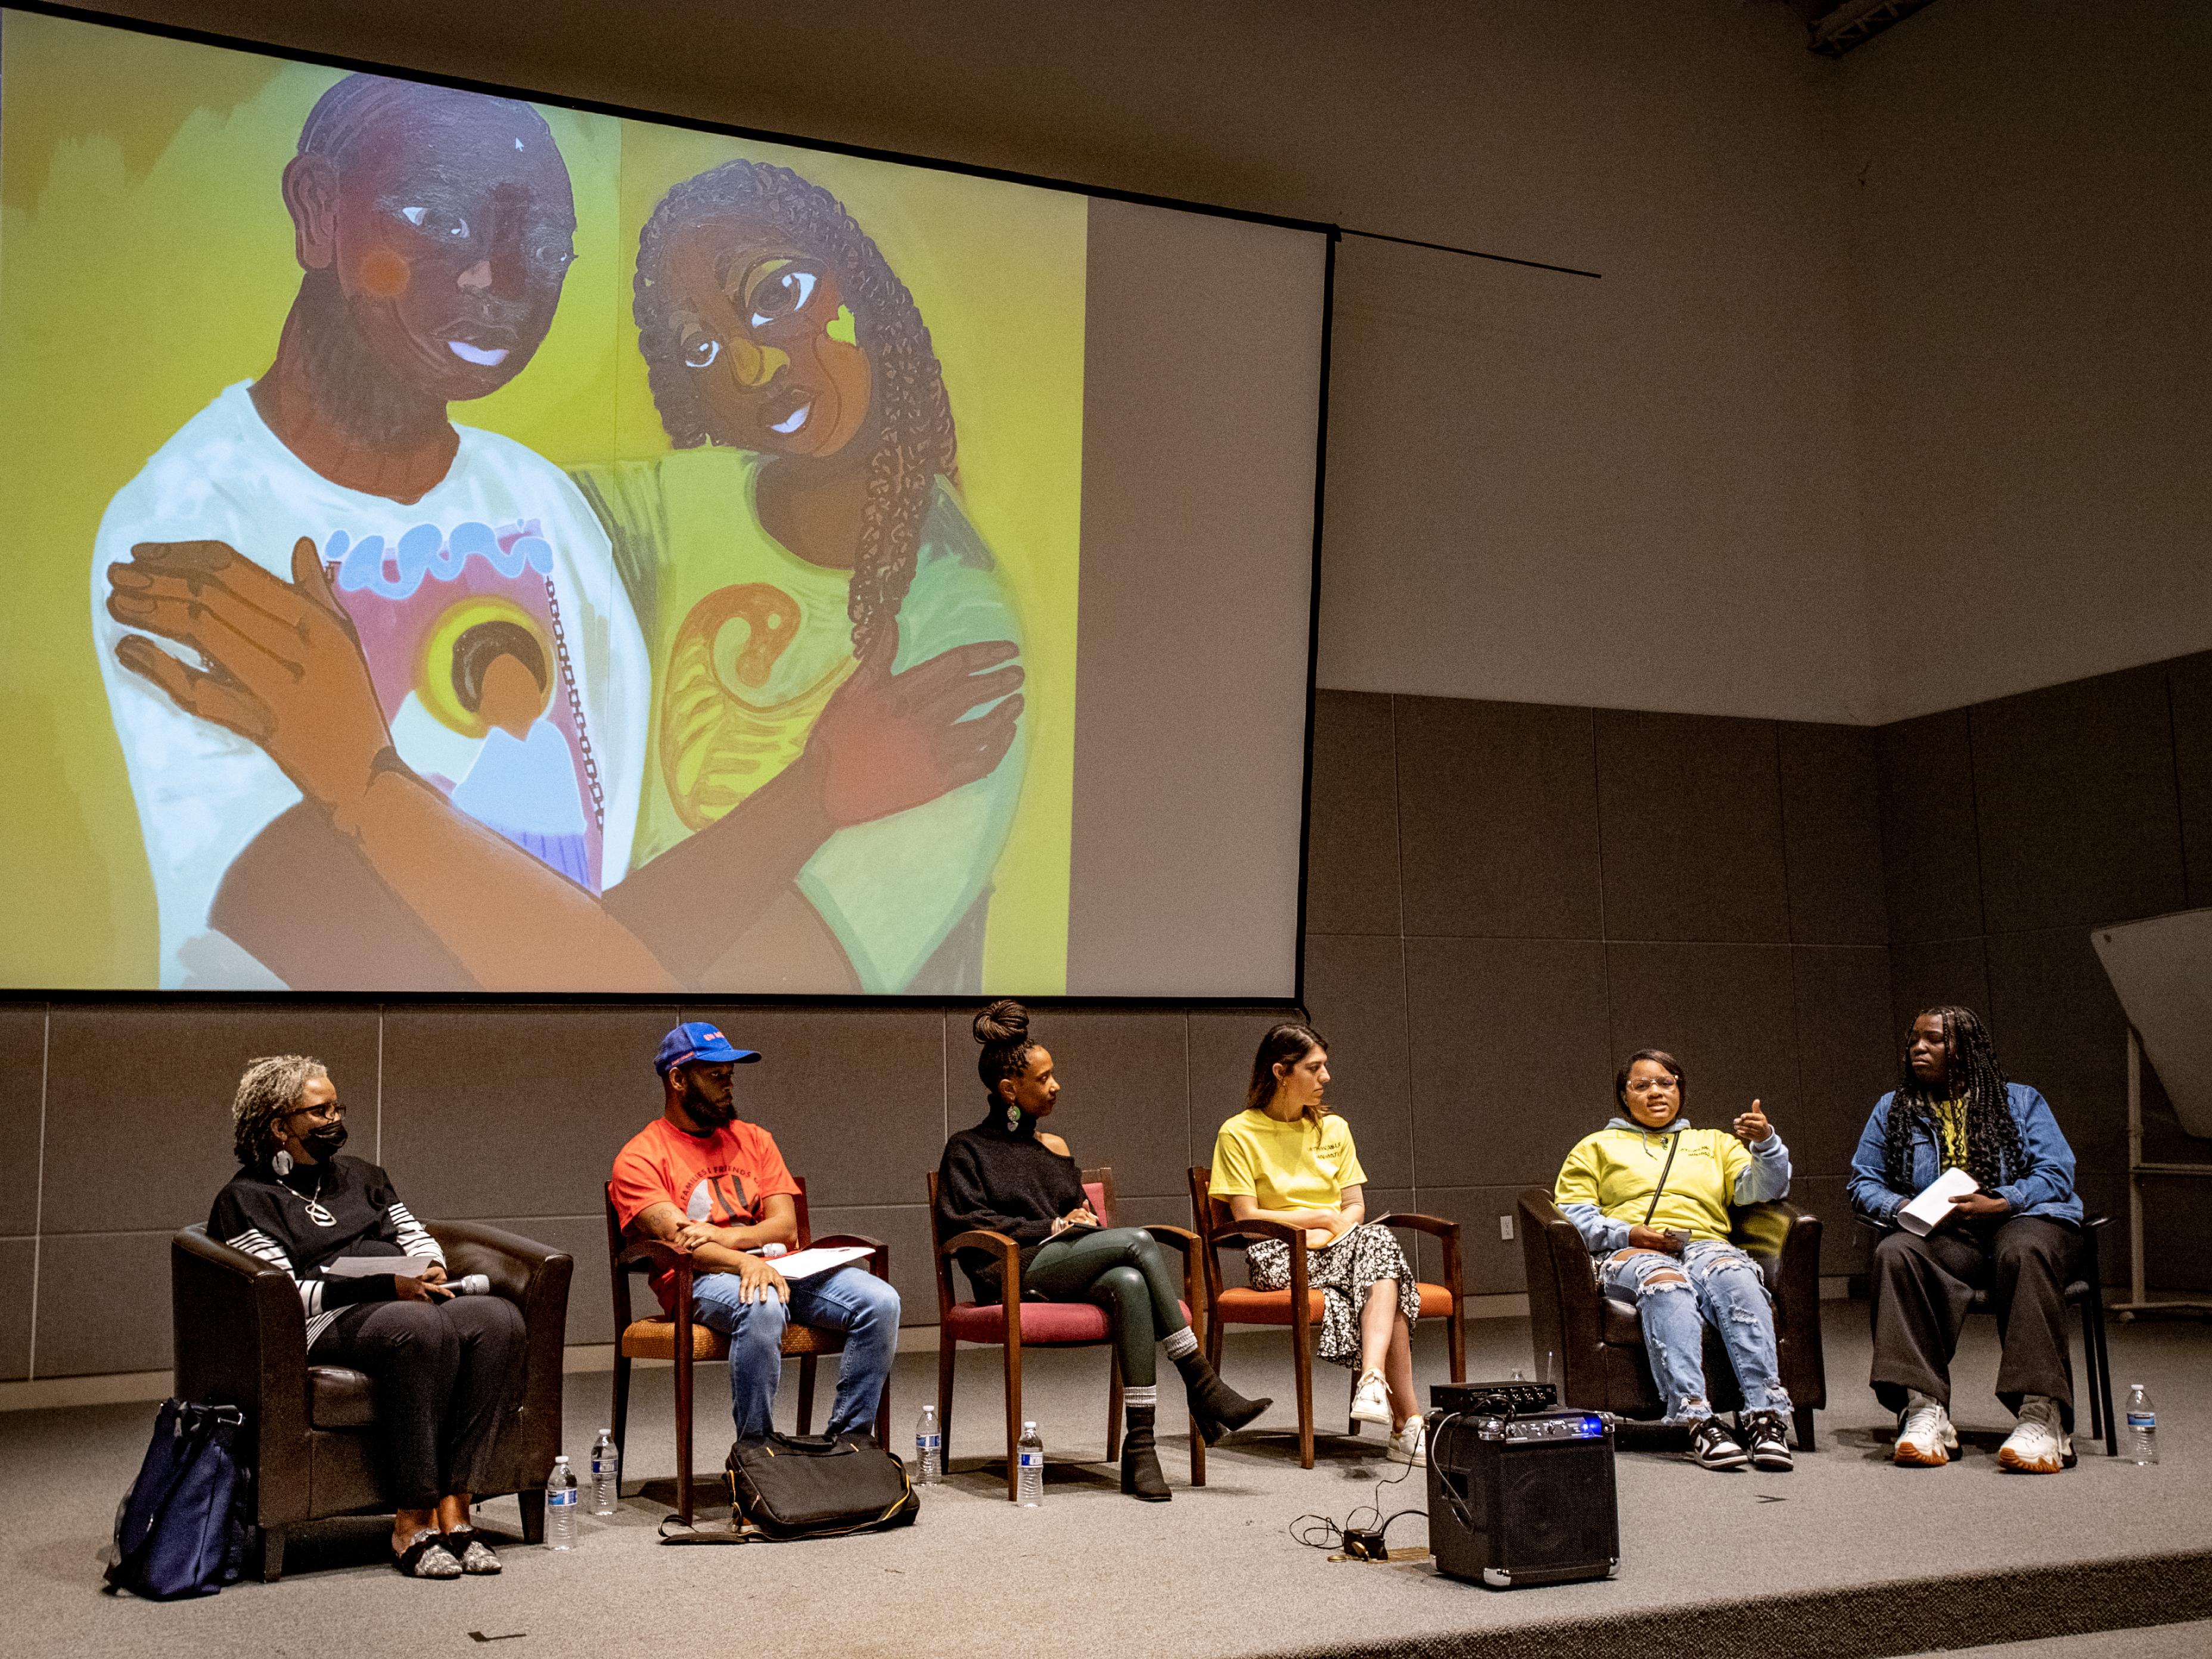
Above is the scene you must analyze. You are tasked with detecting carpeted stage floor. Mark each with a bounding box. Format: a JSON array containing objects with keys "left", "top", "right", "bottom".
[{"left": 4, "top": 1304, "right": 2208, "bottom": 1659}]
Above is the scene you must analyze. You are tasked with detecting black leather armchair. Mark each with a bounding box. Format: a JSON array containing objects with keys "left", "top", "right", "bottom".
[
  {"left": 1518, "top": 1189, "right": 1827, "bottom": 1449},
  {"left": 172, "top": 1220, "right": 573, "bottom": 1580}
]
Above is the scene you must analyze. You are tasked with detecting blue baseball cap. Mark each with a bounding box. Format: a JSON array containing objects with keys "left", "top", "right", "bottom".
[{"left": 655, "top": 1023, "right": 761, "bottom": 1076}]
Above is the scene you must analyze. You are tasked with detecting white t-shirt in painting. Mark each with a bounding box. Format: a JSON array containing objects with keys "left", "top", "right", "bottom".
[{"left": 91, "top": 381, "right": 648, "bottom": 988}]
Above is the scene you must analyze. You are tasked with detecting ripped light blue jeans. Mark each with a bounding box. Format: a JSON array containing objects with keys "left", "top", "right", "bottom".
[{"left": 1599, "top": 1239, "right": 1791, "bottom": 1421}]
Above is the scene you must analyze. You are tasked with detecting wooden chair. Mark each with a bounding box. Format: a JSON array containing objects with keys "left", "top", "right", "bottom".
[
  {"left": 605, "top": 1178, "right": 890, "bottom": 1524},
  {"left": 928, "top": 1166, "right": 1205, "bottom": 1500},
  {"left": 1186, "top": 1165, "right": 1467, "bottom": 1469},
  {"left": 173, "top": 1219, "right": 571, "bottom": 1582},
  {"left": 1521, "top": 1188, "right": 1828, "bottom": 1449}
]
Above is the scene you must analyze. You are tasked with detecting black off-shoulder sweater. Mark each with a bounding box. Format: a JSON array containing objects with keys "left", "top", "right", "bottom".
[{"left": 934, "top": 1108, "right": 1088, "bottom": 1302}]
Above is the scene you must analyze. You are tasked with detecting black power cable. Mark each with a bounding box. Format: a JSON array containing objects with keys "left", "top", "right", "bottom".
[{"left": 1287, "top": 1417, "right": 1448, "bottom": 1560}]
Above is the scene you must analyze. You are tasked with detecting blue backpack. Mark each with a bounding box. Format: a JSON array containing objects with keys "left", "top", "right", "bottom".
[{"left": 105, "top": 1400, "right": 252, "bottom": 1599}]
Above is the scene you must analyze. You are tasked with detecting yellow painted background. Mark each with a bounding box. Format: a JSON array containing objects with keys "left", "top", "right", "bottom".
[{"left": 0, "top": 9, "right": 1082, "bottom": 992}]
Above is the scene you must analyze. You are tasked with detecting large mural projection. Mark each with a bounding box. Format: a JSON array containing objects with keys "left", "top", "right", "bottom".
[{"left": 1, "top": 11, "right": 1085, "bottom": 995}]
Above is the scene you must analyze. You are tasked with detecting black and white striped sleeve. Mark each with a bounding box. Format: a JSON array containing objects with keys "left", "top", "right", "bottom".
[
  {"left": 219, "top": 1224, "right": 350, "bottom": 1348},
  {"left": 384, "top": 1200, "right": 446, "bottom": 1269}
]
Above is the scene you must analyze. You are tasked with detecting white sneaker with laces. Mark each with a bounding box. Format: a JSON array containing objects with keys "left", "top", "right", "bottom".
[
  {"left": 1350, "top": 1370, "right": 1392, "bottom": 1425},
  {"left": 1894, "top": 1394, "right": 1957, "bottom": 1467},
  {"left": 1998, "top": 1394, "right": 2074, "bottom": 1473},
  {"left": 1387, "top": 1416, "right": 1427, "bottom": 1467}
]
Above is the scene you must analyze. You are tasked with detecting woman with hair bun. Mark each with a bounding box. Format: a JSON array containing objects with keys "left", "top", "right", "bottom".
[
  {"left": 1210, "top": 1023, "right": 1428, "bottom": 1465},
  {"left": 934, "top": 1001, "right": 1269, "bottom": 1500}
]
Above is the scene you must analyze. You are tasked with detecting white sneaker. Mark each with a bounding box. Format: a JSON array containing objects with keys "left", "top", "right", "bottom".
[
  {"left": 1894, "top": 1395, "right": 1958, "bottom": 1467},
  {"left": 1387, "top": 1417, "right": 1427, "bottom": 1467},
  {"left": 1998, "top": 1395, "right": 2074, "bottom": 1473},
  {"left": 1350, "top": 1370, "right": 1392, "bottom": 1425}
]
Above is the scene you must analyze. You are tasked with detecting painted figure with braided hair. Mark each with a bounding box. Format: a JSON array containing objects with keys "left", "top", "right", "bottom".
[
  {"left": 1848, "top": 1006, "right": 2084, "bottom": 1472},
  {"left": 577, "top": 157, "right": 1028, "bottom": 993}
]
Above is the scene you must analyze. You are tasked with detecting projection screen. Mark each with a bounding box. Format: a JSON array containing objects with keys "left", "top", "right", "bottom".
[{"left": 0, "top": 8, "right": 1327, "bottom": 998}]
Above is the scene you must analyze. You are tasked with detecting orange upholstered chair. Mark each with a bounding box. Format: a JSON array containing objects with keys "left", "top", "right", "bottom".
[
  {"left": 1186, "top": 1164, "right": 1466, "bottom": 1468},
  {"left": 604, "top": 1178, "right": 890, "bottom": 1524},
  {"left": 929, "top": 1166, "right": 1205, "bottom": 1501}
]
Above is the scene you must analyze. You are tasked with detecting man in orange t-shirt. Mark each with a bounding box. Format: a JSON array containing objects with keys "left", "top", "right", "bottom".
[{"left": 611, "top": 1023, "right": 899, "bottom": 1440}]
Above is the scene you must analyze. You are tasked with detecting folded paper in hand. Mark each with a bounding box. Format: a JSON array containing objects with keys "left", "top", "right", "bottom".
[
  {"left": 1897, "top": 1167, "right": 1978, "bottom": 1237},
  {"left": 324, "top": 1255, "right": 440, "bottom": 1279},
  {"left": 760, "top": 1245, "right": 872, "bottom": 1280}
]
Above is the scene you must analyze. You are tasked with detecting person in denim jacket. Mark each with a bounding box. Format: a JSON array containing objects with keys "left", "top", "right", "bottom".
[
  {"left": 1555, "top": 1048, "right": 1796, "bottom": 1472},
  {"left": 1848, "top": 1005, "right": 2082, "bottom": 1474}
]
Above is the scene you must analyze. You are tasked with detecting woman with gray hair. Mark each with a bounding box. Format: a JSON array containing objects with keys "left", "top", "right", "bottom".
[{"left": 209, "top": 1055, "right": 526, "bottom": 1578}]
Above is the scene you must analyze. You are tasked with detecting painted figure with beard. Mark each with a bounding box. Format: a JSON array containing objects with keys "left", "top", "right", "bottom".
[
  {"left": 610, "top": 1023, "right": 899, "bottom": 1443},
  {"left": 92, "top": 77, "right": 1020, "bottom": 993}
]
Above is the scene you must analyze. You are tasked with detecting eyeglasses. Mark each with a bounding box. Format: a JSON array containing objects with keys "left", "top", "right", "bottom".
[
  {"left": 1624, "top": 1079, "right": 1678, "bottom": 1095},
  {"left": 290, "top": 1102, "right": 347, "bottom": 1124}
]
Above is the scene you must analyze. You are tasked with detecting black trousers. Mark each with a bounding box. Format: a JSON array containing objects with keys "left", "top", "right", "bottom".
[
  {"left": 1868, "top": 1216, "right": 2079, "bottom": 1428},
  {"left": 313, "top": 1295, "right": 527, "bottom": 1508}
]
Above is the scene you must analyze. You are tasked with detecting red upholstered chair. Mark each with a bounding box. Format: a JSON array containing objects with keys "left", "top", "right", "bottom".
[
  {"left": 1186, "top": 1164, "right": 1466, "bottom": 1469},
  {"left": 605, "top": 1178, "right": 890, "bottom": 1525},
  {"left": 929, "top": 1166, "right": 1205, "bottom": 1501}
]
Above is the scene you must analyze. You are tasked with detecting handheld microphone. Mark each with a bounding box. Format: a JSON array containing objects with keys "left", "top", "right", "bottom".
[{"left": 443, "top": 1273, "right": 493, "bottom": 1296}]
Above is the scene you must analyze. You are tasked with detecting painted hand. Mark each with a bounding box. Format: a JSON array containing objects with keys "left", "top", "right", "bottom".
[
  {"left": 107, "top": 537, "right": 394, "bottom": 821},
  {"left": 802, "top": 620, "right": 1024, "bottom": 826}
]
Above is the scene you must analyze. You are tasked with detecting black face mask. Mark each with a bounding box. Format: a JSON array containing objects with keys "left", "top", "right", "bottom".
[{"left": 302, "top": 1123, "right": 349, "bottom": 1164}]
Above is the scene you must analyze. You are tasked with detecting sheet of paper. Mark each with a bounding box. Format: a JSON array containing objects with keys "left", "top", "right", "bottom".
[
  {"left": 764, "top": 1245, "right": 872, "bottom": 1281},
  {"left": 323, "top": 1254, "right": 440, "bottom": 1279},
  {"left": 1897, "top": 1166, "right": 1980, "bottom": 1237}
]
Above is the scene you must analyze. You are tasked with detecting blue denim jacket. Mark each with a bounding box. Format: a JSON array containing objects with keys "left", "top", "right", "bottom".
[{"left": 1846, "top": 1082, "right": 2081, "bottom": 1226}]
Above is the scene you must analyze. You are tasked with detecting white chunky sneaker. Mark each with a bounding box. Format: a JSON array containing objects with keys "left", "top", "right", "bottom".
[
  {"left": 1387, "top": 1416, "right": 1427, "bottom": 1468},
  {"left": 1998, "top": 1395, "right": 2075, "bottom": 1473},
  {"left": 1894, "top": 1394, "right": 1957, "bottom": 1467},
  {"left": 1350, "top": 1369, "right": 1393, "bottom": 1425}
]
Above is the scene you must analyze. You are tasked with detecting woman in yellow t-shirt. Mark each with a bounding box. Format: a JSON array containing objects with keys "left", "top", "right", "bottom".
[{"left": 1208, "top": 1023, "right": 1426, "bottom": 1465}]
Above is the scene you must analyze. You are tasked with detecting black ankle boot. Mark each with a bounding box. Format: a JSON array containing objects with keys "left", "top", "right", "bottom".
[
  {"left": 1174, "top": 1350, "right": 1272, "bottom": 1444},
  {"left": 1120, "top": 1406, "right": 1171, "bottom": 1501}
]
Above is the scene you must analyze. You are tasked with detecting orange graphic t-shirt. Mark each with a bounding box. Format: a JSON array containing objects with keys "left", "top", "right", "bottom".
[{"left": 610, "top": 1117, "right": 801, "bottom": 1312}]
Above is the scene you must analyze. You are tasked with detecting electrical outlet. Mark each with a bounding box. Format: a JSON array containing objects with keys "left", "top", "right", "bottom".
[{"left": 1499, "top": 1214, "right": 1514, "bottom": 1241}]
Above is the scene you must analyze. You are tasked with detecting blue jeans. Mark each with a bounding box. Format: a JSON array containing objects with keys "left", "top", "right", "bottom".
[
  {"left": 1599, "top": 1239, "right": 1790, "bottom": 1421},
  {"left": 689, "top": 1264, "right": 900, "bottom": 1440}
]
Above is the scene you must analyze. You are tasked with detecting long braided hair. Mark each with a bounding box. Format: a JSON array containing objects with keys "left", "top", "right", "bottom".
[
  {"left": 1881, "top": 1006, "right": 2025, "bottom": 1193},
  {"left": 632, "top": 160, "right": 958, "bottom": 666}
]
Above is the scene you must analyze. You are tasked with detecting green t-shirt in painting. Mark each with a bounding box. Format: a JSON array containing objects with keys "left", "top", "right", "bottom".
[{"left": 573, "top": 447, "right": 1027, "bottom": 992}]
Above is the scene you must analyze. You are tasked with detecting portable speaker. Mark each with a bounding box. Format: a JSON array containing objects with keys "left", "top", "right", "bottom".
[{"left": 1425, "top": 1409, "right": 1620, "bottom": 1589}]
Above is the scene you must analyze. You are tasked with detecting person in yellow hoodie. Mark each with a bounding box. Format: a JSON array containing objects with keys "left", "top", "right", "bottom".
[{"left": 1553, "top": 1048, "right": 1794, "bottom": 1472}]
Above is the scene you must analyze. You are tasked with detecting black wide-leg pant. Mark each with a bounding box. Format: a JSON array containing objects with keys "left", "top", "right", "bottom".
[
  {"left": 312, "top": 1295, "right": 527, "bottom": 1507},
  {"left": 1868, "top": 1216, "right": 2079, "bottom": 1428}
]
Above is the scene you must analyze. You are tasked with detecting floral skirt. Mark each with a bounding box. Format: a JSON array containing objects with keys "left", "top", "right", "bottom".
[{"left": 1245, "top": 1221, "right": 1420, "bottom": 1368}]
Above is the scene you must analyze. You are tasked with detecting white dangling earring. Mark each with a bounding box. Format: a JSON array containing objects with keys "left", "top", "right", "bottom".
[{"left": 272, "top": 1148, "right": 294, "bottom": 1178}]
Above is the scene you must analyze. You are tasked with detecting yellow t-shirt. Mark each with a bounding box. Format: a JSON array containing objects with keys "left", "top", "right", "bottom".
[
  {"left": 1208, "top": 1109, "right": 1367, "bottom": 1214},
  {"left": 1931, "top": 1098, "right": 1969, "bottom": 1170}
]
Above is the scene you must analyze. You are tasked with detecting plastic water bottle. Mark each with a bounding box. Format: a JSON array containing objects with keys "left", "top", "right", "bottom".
[
  {"left": 1016, "top": 1421, "right": 1045, "bottom": 1507},
  {"left": 589, "top": 1428, "right": 620, "bottom": 1514},
  {"left": 545, "top": 1455, "right": 579, "bottom": 1549},
  {"left": 914, "top": 1405, "right": 942, "bottom": 1485},
  {"left": 2126, "top": 1382, "right": 2159, "bottom": 1465}
]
